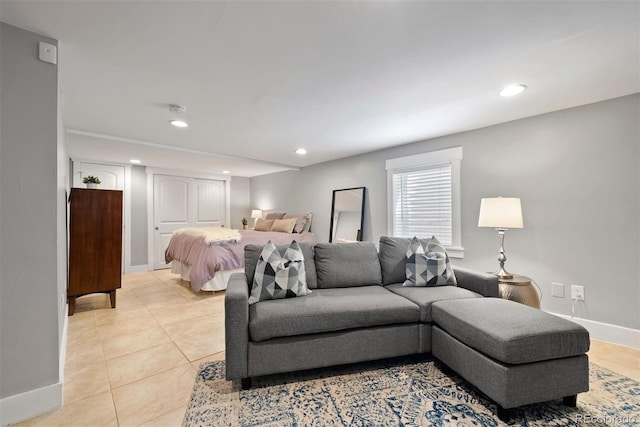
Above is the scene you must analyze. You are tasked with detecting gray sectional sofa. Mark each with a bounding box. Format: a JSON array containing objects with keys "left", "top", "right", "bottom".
[{"left": 225, "top": 237, "right": 590, "bottom": 420}]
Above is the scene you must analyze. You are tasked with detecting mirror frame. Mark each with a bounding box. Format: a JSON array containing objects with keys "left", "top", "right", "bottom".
[{"left": 329, "top": 186, "right": 366, "bottom": 243}]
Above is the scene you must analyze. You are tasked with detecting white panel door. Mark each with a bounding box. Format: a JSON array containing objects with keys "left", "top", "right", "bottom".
[
  {"left": 194, "top": 179, "right": 226, "bottom": 227},
  {"left": 153, "top": 175, "right": 191, "bottom": 269},
  {"left": 73, "top": 162, "right": 124, "bottom": 190},
  {"left": 152, "top": 175, "right": 228, "bottom": 270}
]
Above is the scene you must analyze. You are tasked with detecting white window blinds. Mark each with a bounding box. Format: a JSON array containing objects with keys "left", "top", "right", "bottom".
[{"left": 391, "top": 162, "right": 453, "bottom": 245}]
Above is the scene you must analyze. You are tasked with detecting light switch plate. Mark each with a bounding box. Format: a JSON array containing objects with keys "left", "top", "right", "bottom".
[{"left": 551, "top": 282, "right": 565, "bottom": 298}]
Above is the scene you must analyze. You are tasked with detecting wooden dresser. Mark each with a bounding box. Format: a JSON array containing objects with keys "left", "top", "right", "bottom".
[{"left": 68, "top": 188, "right": 123, "bottom": 315}]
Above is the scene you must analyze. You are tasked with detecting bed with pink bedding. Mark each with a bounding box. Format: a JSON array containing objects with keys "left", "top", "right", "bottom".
[{"left": 165, "top": 229, "right": 316, "bottom": 291}]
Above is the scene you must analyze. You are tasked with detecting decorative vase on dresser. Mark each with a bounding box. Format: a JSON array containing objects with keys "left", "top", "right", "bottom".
[{"left": 67, "top": 188, "right": 123, "bottom": 315}]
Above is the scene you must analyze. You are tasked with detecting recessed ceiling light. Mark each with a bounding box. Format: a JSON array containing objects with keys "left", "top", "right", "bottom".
[
  {"left": 170, "top": 120, "right": 188, "bottom": 128},
  {"left": 222, "top": 170, "right": 230, "bottom": 174},
  {"left": 129, "top": 159, "right": 141, "bottom": 164},
  {"left": 499, "top": 84, "right": 527, "bottom": 97},
  {"left": 295, "top": 148, "right": 307, "bottom": 155}
]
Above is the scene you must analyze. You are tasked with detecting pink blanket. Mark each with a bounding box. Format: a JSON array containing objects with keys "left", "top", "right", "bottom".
[{"left": 164, "top": 230, "right": 316, "bottom": 291}]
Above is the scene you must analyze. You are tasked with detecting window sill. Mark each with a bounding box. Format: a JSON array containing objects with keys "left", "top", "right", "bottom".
[{"left": 446, "top": 246, "right": 464, "bottom": 259}]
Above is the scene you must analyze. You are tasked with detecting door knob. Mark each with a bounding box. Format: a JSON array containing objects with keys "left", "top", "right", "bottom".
[{"left": 155, "top": 227, "right": 159, "bottom": 230}]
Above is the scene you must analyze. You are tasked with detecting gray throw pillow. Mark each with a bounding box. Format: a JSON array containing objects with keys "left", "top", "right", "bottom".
[
  {"left": 404, "top": 236, "right": 457, "bottom": 287},
  {"left": 248, "top": 240, "right": 311, "bottom": 304}
]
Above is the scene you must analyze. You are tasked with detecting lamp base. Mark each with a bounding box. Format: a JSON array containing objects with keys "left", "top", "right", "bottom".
[
  {"left": 493, "top": 229, "right": 513, "bottom": 279},
  {"left": 493, "top": 266, "right": 514, "bottom": 280}
]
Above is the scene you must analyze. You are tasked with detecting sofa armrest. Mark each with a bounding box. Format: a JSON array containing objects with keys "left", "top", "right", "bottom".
[
  {"left": 225, "top": 272, "right": 250, "bottom": 380},
  {"left": 453, "top": 266, "right": 499, "bottom": 297}
]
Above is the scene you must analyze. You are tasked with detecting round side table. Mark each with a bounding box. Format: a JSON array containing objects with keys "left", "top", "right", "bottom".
[{"left": 498, "top": 275, "right": 540, "bottom": 309}]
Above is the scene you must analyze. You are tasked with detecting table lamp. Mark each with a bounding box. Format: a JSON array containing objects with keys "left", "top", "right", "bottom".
[
  {"left": 478, "top": 197, "right": 523, "bottom": 279},
  {"left": 251, "top": 209, "right": 263, "bottom": 227}
]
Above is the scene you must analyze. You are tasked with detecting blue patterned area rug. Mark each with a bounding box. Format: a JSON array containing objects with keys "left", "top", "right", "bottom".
[{"left": 183, "top": 356, "right": 639, "bottom": 426}]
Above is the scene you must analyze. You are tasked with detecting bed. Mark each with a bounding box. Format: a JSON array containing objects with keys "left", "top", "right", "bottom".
[{"left": 164, "top": 214, "right": 315, "bottom": 292}]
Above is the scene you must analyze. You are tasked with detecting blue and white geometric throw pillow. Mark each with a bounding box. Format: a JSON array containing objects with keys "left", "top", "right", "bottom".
[
  {"left": 403, "top": 236, "right": 457, "bottom": 287},
  {"left": 249, "top": 240, "right": 311, "bottom": 305}
]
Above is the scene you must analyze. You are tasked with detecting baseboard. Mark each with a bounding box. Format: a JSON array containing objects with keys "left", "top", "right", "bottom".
[
  {"left": 0, "top": 382, "right": 62, "bottom": 427},
  {"left": 548, "top": 312, "right": 640, "bottom": 349},
  {"left": 127, "top": 264, "right": 150, "bottom": 274},
  {"left": 0, "top": 311, "right": 68, "bottom": 427}
]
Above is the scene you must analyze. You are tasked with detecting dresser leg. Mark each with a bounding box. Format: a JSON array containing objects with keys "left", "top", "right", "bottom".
[
  {"left": 68, "top": 297, "right": 76, "bottom": 316},
  {"left": 109, "top": 290, "right": 116, "bottom": 308}
]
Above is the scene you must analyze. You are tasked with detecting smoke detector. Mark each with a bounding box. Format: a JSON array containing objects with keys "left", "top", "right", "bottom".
[{"left": 168, "top": 104, "right": 186, "bottom": 113}]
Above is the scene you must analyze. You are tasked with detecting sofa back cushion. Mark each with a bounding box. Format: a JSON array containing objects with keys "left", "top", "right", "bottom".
[
  {"left": 245, "top": 242, "right": 317, "bottom": 289},
  {"left": 379, "top": 236, "right": 430, "bottom": 285},
  {"left": 315, "top": 242, "right": 382, "bottom": 288}
]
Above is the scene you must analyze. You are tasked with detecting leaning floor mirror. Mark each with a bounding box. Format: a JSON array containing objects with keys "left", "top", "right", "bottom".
[{"left": 329, "top": 187, "right": 366, "bottom": 243}]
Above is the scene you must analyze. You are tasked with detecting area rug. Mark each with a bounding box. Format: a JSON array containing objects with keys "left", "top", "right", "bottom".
[{"left": 183, "top": 356, "right": 640, "bottom": 426}]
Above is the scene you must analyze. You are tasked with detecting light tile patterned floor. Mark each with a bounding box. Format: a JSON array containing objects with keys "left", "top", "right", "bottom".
[
  {"left": 15, "top": 270, "right": 640, "bottom": 426},
  {"left": 16, "top": 270, "right": 225, "bottom": 427}
]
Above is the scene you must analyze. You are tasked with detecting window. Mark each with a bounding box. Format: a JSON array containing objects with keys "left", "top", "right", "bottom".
[{"left": 386, "top": 147, "right": 463, "bottom": 258}]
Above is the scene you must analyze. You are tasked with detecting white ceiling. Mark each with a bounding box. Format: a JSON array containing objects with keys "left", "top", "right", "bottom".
[{"left": 2, "top": 1, "right": 638, "bottom": 177}]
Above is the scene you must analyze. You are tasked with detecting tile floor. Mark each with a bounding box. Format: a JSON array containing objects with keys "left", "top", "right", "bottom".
[
  {"left": 16, "top": 270, "right": 640, "bottom": 426},
  {"left": 17, "top": 270, "right": 225, "bottom": 427}
]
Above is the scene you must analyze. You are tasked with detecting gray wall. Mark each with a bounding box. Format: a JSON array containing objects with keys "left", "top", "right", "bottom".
[
  {"left": 130, "top": 165, "right": 148, "bottom": 266},
  {"left": 0, "top": 22, "right": 63, "bottom": 400},
  {"left": 251, "top": 94, "right": 640, "bottom": 330},
  {"left": 230, "top": 176, "right": 251, "bottom": 230}
]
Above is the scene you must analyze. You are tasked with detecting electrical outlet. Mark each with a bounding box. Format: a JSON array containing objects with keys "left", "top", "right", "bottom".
[
  {"left": 571, "top": 285, "right": 584, "bottom": 301},
  {"left": 552, "top": 282, "right": 565, "bottom": 298}
]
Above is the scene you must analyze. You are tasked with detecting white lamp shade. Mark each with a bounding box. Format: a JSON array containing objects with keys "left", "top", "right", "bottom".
[
  {"left": 478, "top": 197, "right": 524, "bottom": 229},
  {"left": 250, "top": 209, "right": 263, "bottom": 219}
]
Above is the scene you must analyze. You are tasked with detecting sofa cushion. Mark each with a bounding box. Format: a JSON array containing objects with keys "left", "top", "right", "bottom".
[
  {"left": 315, "top": 242, "right": 382, "bottom": 288},
  {"left": 432, "top": 298, "right": 590, "bottom": 364},
  {"left": 248, "top": 241, "right": 311, "bottom": 305},
  {"left": 245, "top": 242, "right": 317, "bottom": 289},
  {"left": 404, "top": 236, "right": 457, "bottom": 287},
  {"left": 249, "top": 286, "right": 420, "bottom": 341},
  {"left": 386, "top": 283, "right": 482, "bottom": 322},
  {"left": 379, "top": 236, "right": 428, "bottom": 285}
]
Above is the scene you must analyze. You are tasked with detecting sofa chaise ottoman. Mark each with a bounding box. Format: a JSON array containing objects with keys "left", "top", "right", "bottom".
[{"left": 432, "top": 298, "right": 590, "bottom": 420}]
